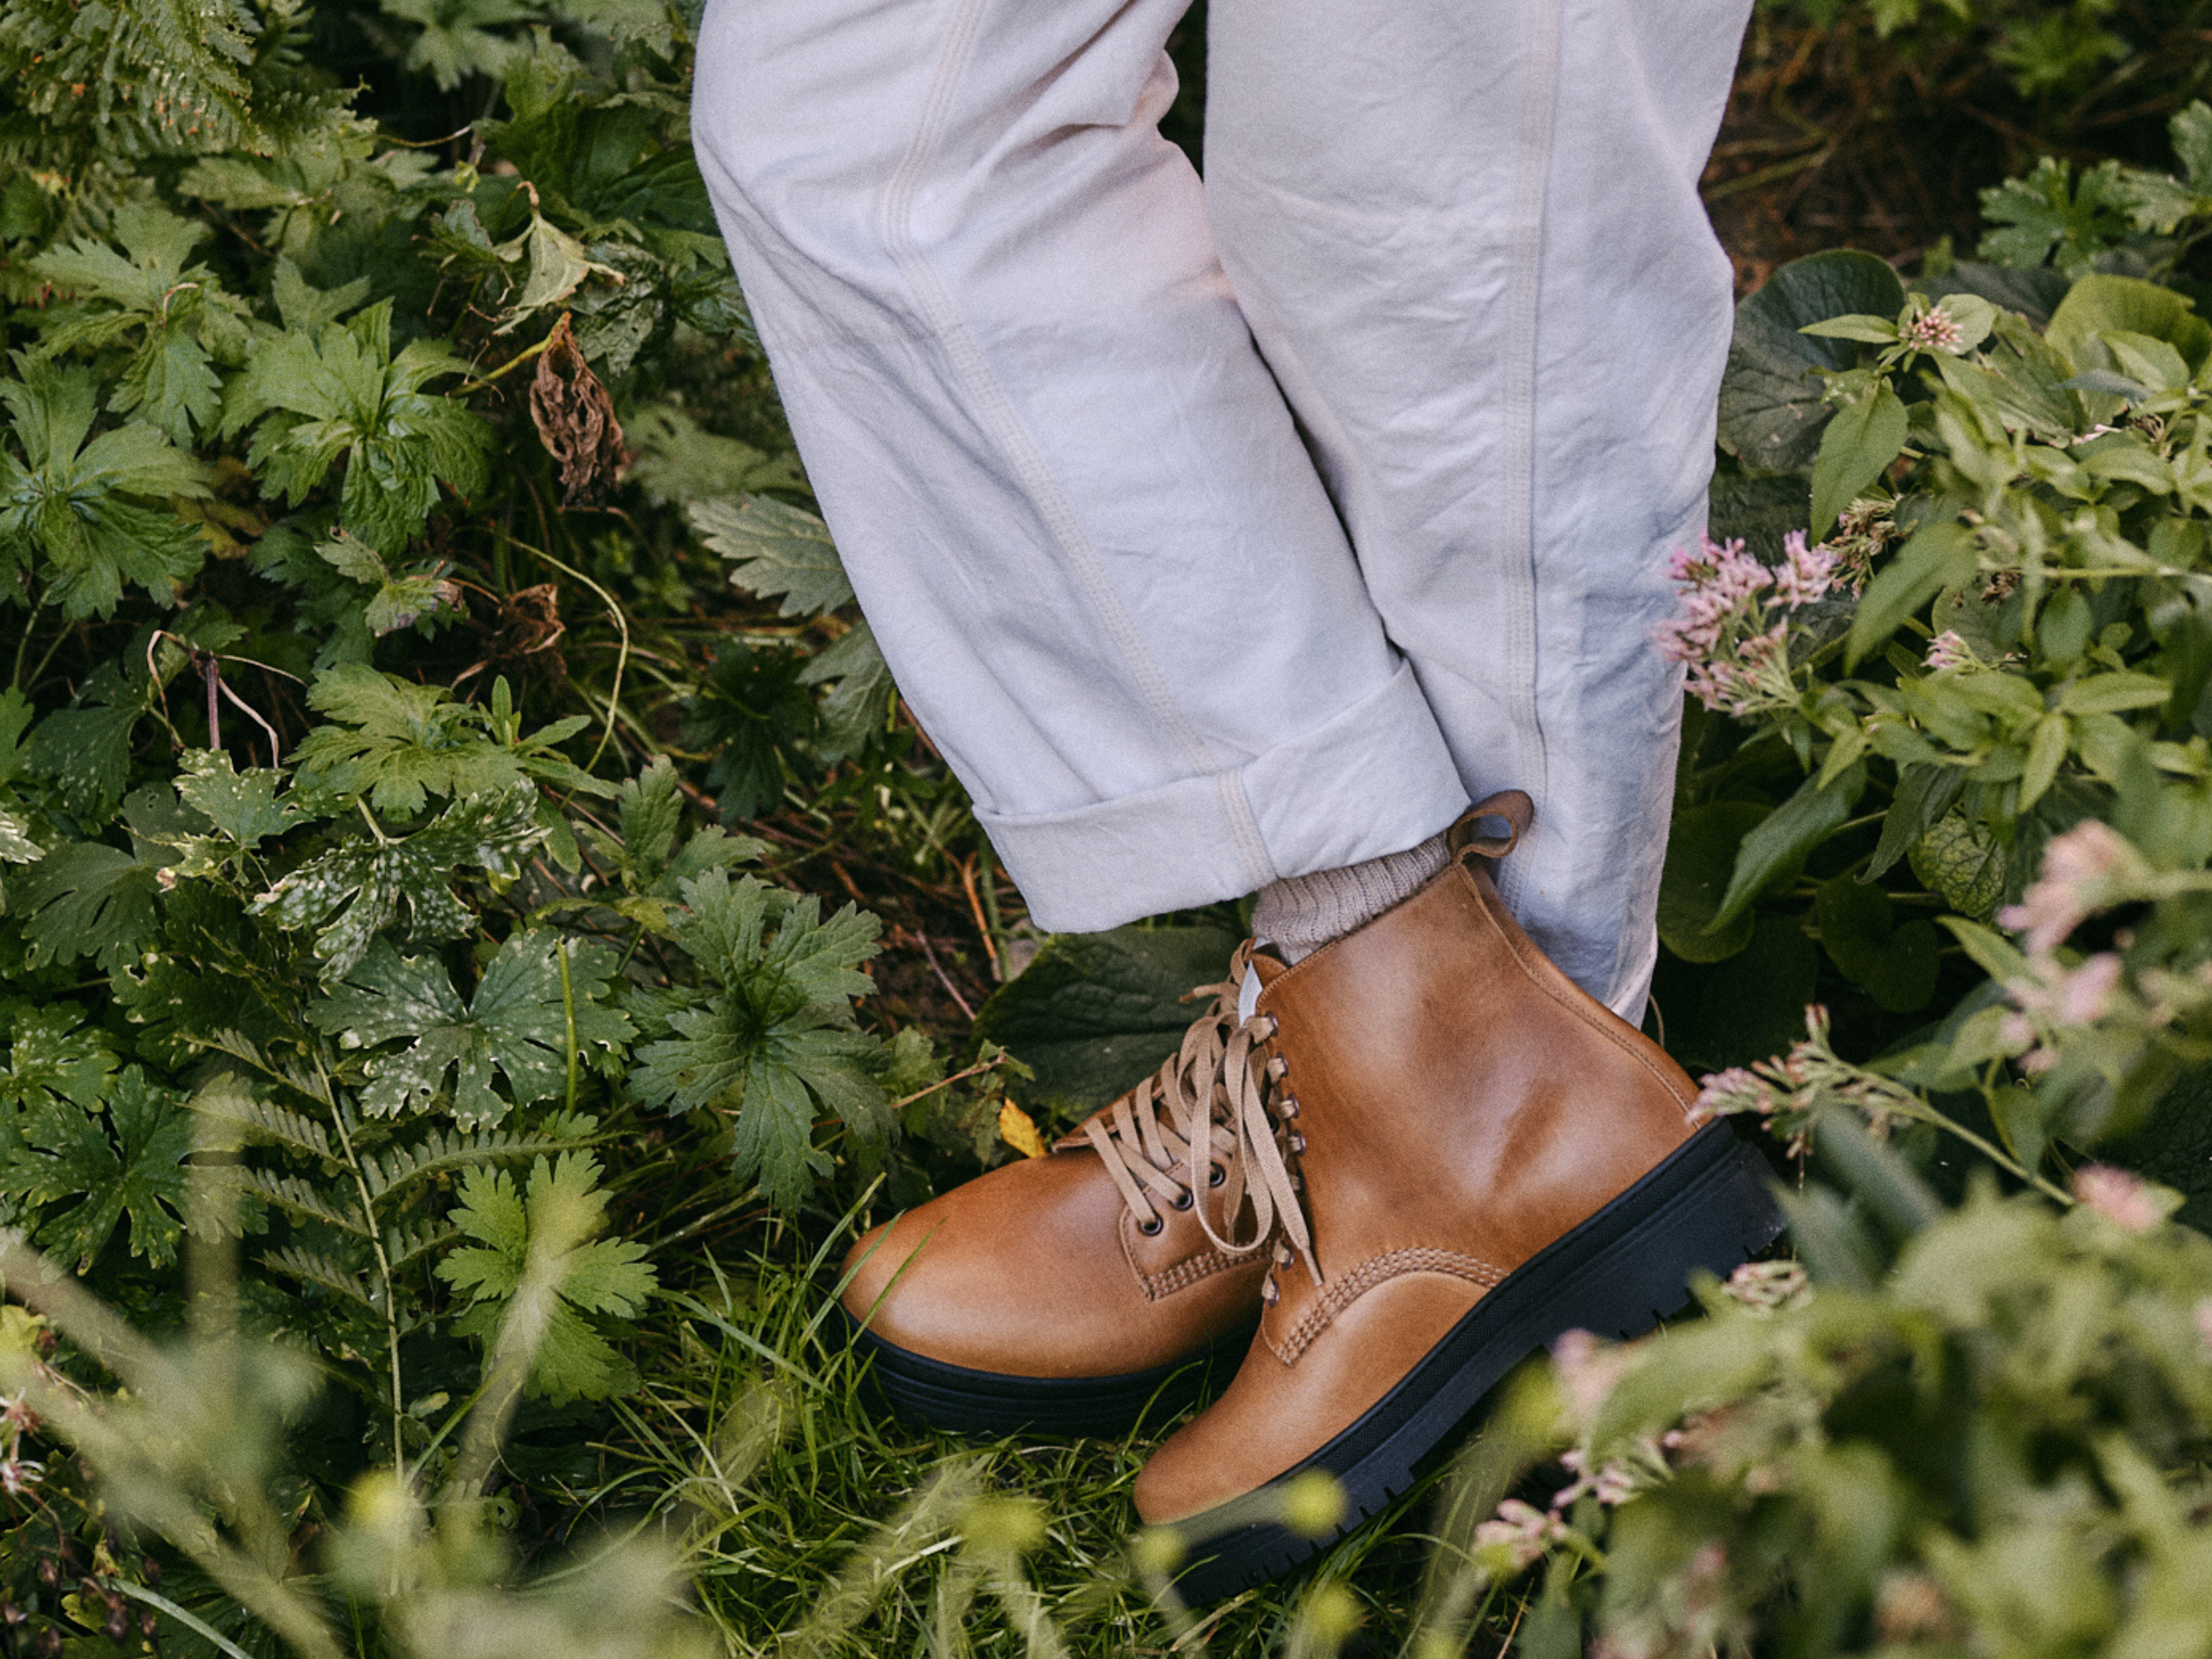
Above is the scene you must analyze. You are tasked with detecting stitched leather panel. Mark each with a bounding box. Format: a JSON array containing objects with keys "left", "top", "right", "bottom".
[
  {"left": 1271, "top": 1247, "right": 1503, "bottom": 1365},
  {"left": 1141, "top": 1248, "right": 1252, "bottom": 1302}
]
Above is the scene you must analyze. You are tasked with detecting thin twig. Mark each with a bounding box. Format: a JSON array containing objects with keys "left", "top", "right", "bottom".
[{"left": 903, "top": 926, "right": 975, "bottom": 1021}]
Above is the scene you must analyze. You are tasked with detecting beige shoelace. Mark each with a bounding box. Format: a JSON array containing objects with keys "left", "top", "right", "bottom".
[{"left": 1075, "top": 943, "right": 1321, "bottom": 1287}]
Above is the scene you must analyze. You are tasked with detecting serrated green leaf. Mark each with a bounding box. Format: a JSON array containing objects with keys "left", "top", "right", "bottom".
[
  {"left": 250, "top": 784, "right": 546, "bottom": 979},
  {"left": 11, "top": 840, "right": 163, "bottom": 973},
  {"left": 437, "top": 1151, "right": 656, "bottom": 1403},
  {"left": 625, "top": 872, "right": 885, "bottom": 1205},
  {"left": 0, "top": 1062, "right": 190, "bottom": 1272},
  {"left": 1848, "top": 522, "right": 1979, "bottom": 669},
  {"left": 310, "top": 930, "right": 632, "bottom": 1126},
  {"left": 690, "top": 495, "right": 854, "bottom": 618},
  {"left": 1909, "top": 810, "right": 2007, "bottom": 919},
  {"left": 174, "top": 749, "right": 308, "bottom": 849}
]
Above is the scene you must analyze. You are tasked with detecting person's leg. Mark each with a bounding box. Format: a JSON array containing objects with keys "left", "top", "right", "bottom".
[
  {"left": 690, "top": 0, "right": 1466, "bottom": 939},
  {"left": 1204, "top": 0, "right": 1753, "bottom": 1018}
]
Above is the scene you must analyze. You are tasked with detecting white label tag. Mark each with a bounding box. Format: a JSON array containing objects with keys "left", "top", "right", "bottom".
[{"left": 1237, "top": 947, "right": 1267, "bottom": 1024}]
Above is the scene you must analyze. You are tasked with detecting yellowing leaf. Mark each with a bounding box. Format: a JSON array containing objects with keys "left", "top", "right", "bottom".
[{"left": 997, "top": 1100, "right": 1047, "bottom": 1160}]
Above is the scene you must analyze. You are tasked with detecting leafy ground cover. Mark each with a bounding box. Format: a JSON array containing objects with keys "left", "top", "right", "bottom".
[{"left": 4, "top": 1, "right": 2212, "bottom": 1655}]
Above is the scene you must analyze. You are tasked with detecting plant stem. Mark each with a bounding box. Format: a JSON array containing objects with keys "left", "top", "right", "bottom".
[
  {"left": 317, "top": 1052, "right": 407, "bottom": 1471},
  {"left": 557, "top": 933, "right": 580, "bottom": 1116}
]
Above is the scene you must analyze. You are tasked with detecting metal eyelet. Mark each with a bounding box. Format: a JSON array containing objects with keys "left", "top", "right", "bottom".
[
  {"left": 1280, "top": 1097, "right": 1299, "bottom": 1118},
  {"left": 1137, "top": 1214, "right": 1164, "bottom": 1236},
  {"left": 1170, "top": 1188, "right": 1193, "bottom": 1211},
  {"left": 1261, "top": 1278, "right": 1280, "bottom": 1304},
  {"left": 1288, "top": 1132, "right": 1306, "bottom": 1154},
  {"left": 1208, "top": 1161, "right": 1226, "bottom": 1188}
]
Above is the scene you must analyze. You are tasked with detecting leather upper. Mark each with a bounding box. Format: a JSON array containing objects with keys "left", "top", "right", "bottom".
[
  {"left": 1133, "top": 840, "right": 1700, "bottom": 1523},
  {"left": 840, "top": 1133, "right": 1267, "bottom": 1380}
]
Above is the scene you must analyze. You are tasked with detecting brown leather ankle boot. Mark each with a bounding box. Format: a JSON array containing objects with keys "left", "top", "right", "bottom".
[
  {"left": 1132, "top": 793, "right": 1783, "bottom": 1598},
  {"left": 837, "top": 946, "right": 1289, "bottom": 1435}
]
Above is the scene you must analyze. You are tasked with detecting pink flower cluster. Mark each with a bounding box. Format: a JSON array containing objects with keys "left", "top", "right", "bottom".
[
  {"left": 1656, "top": 532, "right": 1839, "bottom": 715},
  {"left": 1901, "top": 307, "right": 1965, "bottom": 354},
  {"left": 1997, "top": 820, "right": 2129, "bottom": 954},
  {"left": 2071, "top": 1164, "right": 2164, "bottom": 1233}
]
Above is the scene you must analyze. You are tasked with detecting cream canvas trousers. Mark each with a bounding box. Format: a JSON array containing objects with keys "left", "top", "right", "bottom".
[{"left": 692, "top": 0, "right": 1753, "bottom": 1018}]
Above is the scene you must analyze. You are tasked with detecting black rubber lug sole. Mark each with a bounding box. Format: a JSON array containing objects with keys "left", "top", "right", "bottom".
[
  {"left": 833, "top": 1304, "right": 1258, "bottom": 1438},
  {"left": 1166, "top": 1122, "right": 1785, "bottom": 1604}
]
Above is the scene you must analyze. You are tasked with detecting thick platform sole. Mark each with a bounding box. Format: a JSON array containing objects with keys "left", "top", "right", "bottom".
[
  {"left": 1165, "top": 1121, "right": 1785, "bottom": 1603},
  {"left": 833, "top": 1304, "right": 1258, "bottom": 1438}
]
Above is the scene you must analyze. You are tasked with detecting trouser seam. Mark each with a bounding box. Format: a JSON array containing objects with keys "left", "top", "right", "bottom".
[
  {"left": 878, "top": 0, "right": 1224, "bottom": 783},
  {"left": 1494, "top": 0, "right": 1565, "bottom": 916}
]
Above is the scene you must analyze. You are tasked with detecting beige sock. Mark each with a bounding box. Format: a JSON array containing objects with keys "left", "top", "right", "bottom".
[{"left": 1251, "top": 832, "right": 1451, "bottom": 964}]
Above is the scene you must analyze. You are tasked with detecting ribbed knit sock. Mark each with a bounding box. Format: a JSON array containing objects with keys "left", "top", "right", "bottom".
[{"left": 1250, "top": 832, "right": 1451, "bottom": 964}]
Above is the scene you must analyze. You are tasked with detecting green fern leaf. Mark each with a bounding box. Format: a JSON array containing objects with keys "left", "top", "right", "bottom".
[{"left": 263, "top": 1243, "right": 376, "bottom": 1310}]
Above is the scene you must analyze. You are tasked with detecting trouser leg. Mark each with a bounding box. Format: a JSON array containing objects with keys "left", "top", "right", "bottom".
[
  {"left": 690, "top": 0, "right": 1468, "bottom": 936},
  {"left": 1206, "top": 0, "right": 1751, "bottom": 1016}
]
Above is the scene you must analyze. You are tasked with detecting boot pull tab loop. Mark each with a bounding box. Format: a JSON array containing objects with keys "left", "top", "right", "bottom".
[{"left": 1448, "top": 790, "right": 1535, "bottom": 862}]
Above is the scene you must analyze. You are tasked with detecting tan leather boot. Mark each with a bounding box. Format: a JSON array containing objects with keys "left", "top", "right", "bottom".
[
  {"left": 1133, "top": 794, "right": 1783, "bottom": 1598},
  {"left": 838, "top": 947, "right": 1289, "bottom": 1434}
]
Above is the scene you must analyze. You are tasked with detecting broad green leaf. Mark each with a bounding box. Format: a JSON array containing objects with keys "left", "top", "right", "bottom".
[
  {"left": 250, "top": 784, "right": 546, "bottom": 980},
  {"left": 1718, "top": 250, "right": 1906, "bottom": 472},
  {"left": 624, "top": 405, "right": 804, "bottom": 507},
  {"left": 2019, "top": 712, "right": 2070, "bottom": 809},
  {"left": 1868, "top": 762, "right": 1965, "bottom": 882},
  {"left": 11, "top": 840, "right": 162, "bottom": 973},
  {"left": 690, "top": 495, "right": 854, "bottom": 618},
  {"left": 1847, "top": 522, "right": 1978, "bottom": 669},
  {"left": 1810, "top": 382, "right": 1909, "bottom": 536},
  {"left": 1656, "top": 802, "right": 1769, "bottom": 964},
  {"left": 2059, "top": 672, "right": 2174, "bottom": 716},
  {"left": 0, "top": 363, "right": 211, "bottom": 619},
  {"left": 1711, "top": 764, "right": 1868, "bottom": 934},
  {"left": 1814, "top": 875, "right": 1939, "bottom": 1013},
  {"left": 310, "top": 931, "right": 632, "bottom": 1126},
  {"left": 1977, "top": 157, "right": 2132, "bottom": 276},
  {"left": 1937, "top": 915, "right": 2029, "bottom": 982},
  {"left": 2047, "top": 274, "right": 2212, "bottom": 373},
  {"left": 293, "top": 665, "right": 529, "bottom": 815},
  {"left": 971, "top": 925, "right": 1243, "bottom": 1112},
  {"left": 1911, "top": 810, "right": 2006, "bottom": 919}
]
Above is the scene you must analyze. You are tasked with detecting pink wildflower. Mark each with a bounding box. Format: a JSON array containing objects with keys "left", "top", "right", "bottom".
[
  {"left": 1723, "top": 1260, "right": 1809, "bottom": 1310},
  {"left": 1691, "top": 1068, "right": 1777, "bottom": 1124},
  {"left": 1924, "top": 630, "right": 1972, "bottom": 672},
  {"left": 1552, "top": 1329, "right": 1628, "bottom": 1418},
  {"left": 1772, "top": 530, "right": 1835, "bottom": 607},
  {"left": 1997, "top": 820, "right": 2131, "bottom": 954},
  {"left": 1474, "top": 1498, "right": 1561, "bottom": 1571},
  {"left": 0, "top": 1459, "right": 38, "bottom": 1498},
  {"left": 1902, "top": 307, "right": 1965, "bottom": 355},
  {"left": 2010, "top": 951, "right": 2124, "bottom": 1029},
  {"left": 2073, "top": 1164, "right": 2162, "bottom": 1233},
  {"left": 1998, "top": 1011, "right": 2036, "bottom": 1050}
]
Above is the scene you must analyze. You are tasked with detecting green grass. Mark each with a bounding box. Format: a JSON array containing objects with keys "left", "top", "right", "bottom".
[{"left": 576, "top": 1221, "right": 1531, "bottom": 1656}]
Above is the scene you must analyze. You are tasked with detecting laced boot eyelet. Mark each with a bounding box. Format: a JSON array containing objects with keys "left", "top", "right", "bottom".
[
  {"left": 1208, "top": 1161, "right": 1226, "bottom": 1188},
  {"left": 1170, "top": 1188, "right": 1193, "bottom": 1211},
  {"left": 1288, "top": 1131, "right": 1306, "bottom": 1154},
  {"left": 1261, "top": 1278, "right": 1280, "bottom": 1305},
  {"left": 1280, "top": 1097, "right": 1299, "bottom": 1118},
  {"left": 1137, "top": 1214, "right": 1165, "bottom": 1237},
  {"left": 1267, "top": 1057, "right": 1289, "bottom": 1080}
]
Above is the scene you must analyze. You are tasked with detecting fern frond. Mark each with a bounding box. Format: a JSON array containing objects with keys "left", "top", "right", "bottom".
[
  {"left": 261, "top": 1244, "right": 375, "bottom": 1310},
  {"left": 223, "top": 1166, "right": 369, "bottom": 1237},
  {"left": 200, "top": 1029, "right": 334, "bottom": 1106},
  {"left": 189, "top": 1077, "right": 335, "bottom": 1163},
  {"left": 385, "top": 1219, "right": 457, "bottom": 1273},
  {"left": 361, "top": 1126, "right": 582, "bottom": 1202}
]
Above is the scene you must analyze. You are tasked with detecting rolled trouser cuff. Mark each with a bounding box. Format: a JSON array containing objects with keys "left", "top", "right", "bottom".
[{"left": 977, "top": 660, "right": 1468, "bottom": 934}]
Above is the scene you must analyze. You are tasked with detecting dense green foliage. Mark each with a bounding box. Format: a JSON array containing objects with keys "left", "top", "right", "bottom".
[{"left": 5, "top": 0, "right": 2212, "bottom": 1654}]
